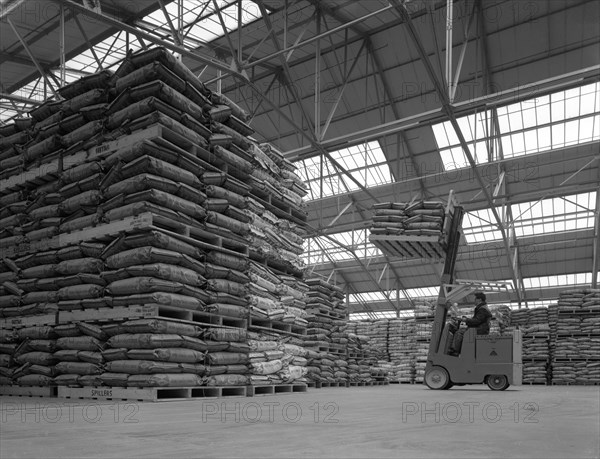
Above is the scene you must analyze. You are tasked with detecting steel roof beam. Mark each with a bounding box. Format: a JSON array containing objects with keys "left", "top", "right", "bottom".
[
  {"left": 6, "top": 18, "right": 59, "bottom": 98},
  {"left": 52, "top": 0, "right": 239, "bottom": 76}
]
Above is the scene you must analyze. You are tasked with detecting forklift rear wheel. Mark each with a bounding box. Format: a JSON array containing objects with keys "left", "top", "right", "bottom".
[
  {"left": 486, "top": 375, "right": 509, "bottom": 391},
  {"left": 425, "top": 366, "right": 450, "bottom": 390}
]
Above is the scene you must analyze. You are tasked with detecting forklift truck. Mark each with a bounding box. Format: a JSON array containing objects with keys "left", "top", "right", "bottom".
[
  {"left": 371, "top": 191, "right": 522, "bottom": 391},
  {"left": 423, "top": 198, "right": 522, "bottom": 390}
]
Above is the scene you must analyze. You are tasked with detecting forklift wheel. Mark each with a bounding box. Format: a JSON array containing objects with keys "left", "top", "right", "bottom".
[
  {"left": 425, "top": 366, "right": 451, "bottom": 390},
  {"left": 486, "top": 375, "right": 510, "bottom": 391}
]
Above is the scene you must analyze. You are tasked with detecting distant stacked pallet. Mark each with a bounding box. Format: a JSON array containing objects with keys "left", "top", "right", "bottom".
[
  {"left": 552, "top": 289, "right": 600, "bottom": 385},
  {"left": 303, "top": 278, "right": 348, "bottom": 385},
  {"left": 387, "top": 318, "right": 415, "bottom": 382},
  {"left": 248, "top": 333, "right": 309, "bottom": 386},
  {"left": 0, "top": 319, "right": 251, "bottom": 390},
  {"left": 346, "top": 322, "right": 380, "bottom": 384},
  {"left": 368, "top": 200, "right": 449, "bottom": 259},
  {"left": 0, "top": 47, "right": 310, "bottom": 394},
  {"left": 413, "top": 299, "right": 435, "bottom": 383},
  {"left": 521, "top": 323, "right": 551, "bottom": 384}
]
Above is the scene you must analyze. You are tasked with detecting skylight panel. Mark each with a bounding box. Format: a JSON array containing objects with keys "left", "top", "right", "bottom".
[
  {"left": 295, "top": 141, "right": 393, "bottom": 200},
  {"left": 303, "top": 229, "right": 382, "bottom": 265},
  {"left": 464, "top": 192, "right": 596, "bottom": 242},
  {"left": 523, "top": 273, "right": 592, "bottom": 289},
  {"left": 432, "top": 82, "right": 600, "bottom": 169}
]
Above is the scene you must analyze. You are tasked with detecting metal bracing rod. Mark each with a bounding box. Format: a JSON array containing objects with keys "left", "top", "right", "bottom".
[
  {"left": 72, "top": 14, "right": 104, "bottom": 70},
  {"left": 246, "top": 4, "right": 393, "bottom": 70},
  {"left": 450, "top": 0, "right": 477, "bottom": 102},
  {"left": 303, "top": 0, "right": 429, "bottom": 198},
  {"left": 157, "top": 0, "right": 182, "bottom": 46},
  {"left": 254, "top": 0, "right": 315, "bottom": 135},
  {"left": 427, "top": 2, "right": 445, "bottom": 91},
  {"left": 445, "top": 0, "right": 453, "bottom": 93},
  {"left": 7, "top": 18, "right": 59, "bottom": 98},
  {"left": 0, "top": 93, "right": 42, "bottom": 105},
  {"left": 211, "top": 0, "right": 241, "bottom": 70},
  {"left": 314, "top": 7, "right": 322, "bottom": 139},
  {"left": 327, "top": 202, "right": 354, "bottom": 229},
  {"left": 59, "top": 3, "right": 66, "bottom": 86},
  {"left": 365, "top": 39, "right": 428, "bottom": 195},
  {"left": 311, "top": 238, "right": 379, "bottom": 315},
  {"left": 54, "top": 0, "right": 238, "bottom": 76},
  {"left": 592, "top": 181, "right": 600, "bottom": 288},
  {"left": 475, "top": 0, "right": 525, "bottom": 303},
  {"left": 319, "top": 235, "right": 401, "bottom": 313},
  {"left": 390, "top": 0, "right": 523, "bottom": 303},
  {"left": 319, "top": 41, "right": 367, "bottom": 140}
]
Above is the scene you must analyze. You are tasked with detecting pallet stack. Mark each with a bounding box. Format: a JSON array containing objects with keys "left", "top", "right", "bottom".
[
  {"left": 0, "top": 47, "right": 311, "bottom": 395},
  {"left": 369, "top": 201, "right": 445, "bottom": 237},
  {"left": 346, "top": 320, "right": 386, "bottom": 384},
  {"left": 387, "top": 318, "right": 415, "bottom": 382},
  {"left": 303, "top": 278, "right": 349, "bottom": 385},
  {"left": 413, "top": 299, "right": 435, "bottom": 383},
  {"left": 552, "top": 289, "right": 600, "bottom": 385},
  {"left": 248, "top": 333, "right": 309, "bottom": 386}
]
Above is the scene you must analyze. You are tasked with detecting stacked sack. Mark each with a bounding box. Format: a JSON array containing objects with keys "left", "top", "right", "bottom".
[
  {"left": 0, "top": 326, "right": 59, "bottom": 387},
  {"left": 248, "top": 335, "right": 308, "bottom": 385},
  {"left": 521, "top": 322, "right": 551, "bottom": 384},
  {"left": 304, "top": 278, "right": 346, "bottom": 318},
  {"left": 0, "top": 46, "right": 313, "bottom": 393},
  {"left": 0, "top": 319, "right": 256, "bottom": 388},
  {"left": 305, "top": 351, "right": 344, "bottom": 385},
  {"left": 387, "top": 318, "right": 415, "bottom": 382},
  {"left": 552, "top": 288, "right": 600, "bottom": 385},
  {"left": 369, "top": 200, "right": 446, "bottom": 236}
]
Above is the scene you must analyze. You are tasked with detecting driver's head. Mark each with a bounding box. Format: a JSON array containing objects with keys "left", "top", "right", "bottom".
[{"left": 474, "top": 292, "right": 486, "bottom": 304}]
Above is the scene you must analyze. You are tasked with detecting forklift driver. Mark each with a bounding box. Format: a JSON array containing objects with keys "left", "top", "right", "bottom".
[{"left": 449, "top": 292, "right": 492, "bottom": 356}]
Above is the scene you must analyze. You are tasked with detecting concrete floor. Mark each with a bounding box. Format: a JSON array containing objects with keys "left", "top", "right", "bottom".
[{"left": 1, "top": 384, "right": 598, "bottom": 459}]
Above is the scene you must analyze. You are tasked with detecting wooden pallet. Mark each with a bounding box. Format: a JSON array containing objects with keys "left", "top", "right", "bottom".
[
  {"left": 1, "top": 210, "right": 252, "bottom": 259},
  {"left": 57, "top": 385, "right": 249, "bottom": 401},
  {"left": 248, "top": 317, "right": 307, "bottom": 335},
  {"left": 245, "top": 384, "right": 308, "bottom": 397},
  {"left": 0, "top": 314, "right": 57, "bottom": 330},
  {"left": 57, "top": 305, "right": 247, "bottom": 329},
  {"left": 0, "top": 385, "right": 57, "bottom": 397},
  {"left": 250, "top": 187, "right": 308, "bottom": 225},
  {"left": 370, "top": 234, "right": 446, "bottom": 260},
  {"left": 305, "top": 307, "right": 346, "bottom": 320}
]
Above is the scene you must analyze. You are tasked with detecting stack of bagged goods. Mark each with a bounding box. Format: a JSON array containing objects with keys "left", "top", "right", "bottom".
[
  {"left": 0, "top": 326, "right": 59, "bottom": 387},
  {"left": 365, "top": 319, "right": 388, "bottom": 360},
  {"left": 0, "top": 47, "right": 315, "bottom": 391},
  {"left": 369, "top": 200, "right": 445, "bottom": 236},
  {"left": 305, "top": 351, "right": 339, "bottom": 385},
  {"left": 4, "top": 320, "right": 254, "bottom": 388},
  {"left": 521, "top": 323, "right": 551, "bottom": 384},
  {"left": 413, "top": 298, "right": 435, "bottom": 319},
  {"left": 304, "top": 278, "right": 346, "bottom": 318},
  {"left": 370, "top": 361, "right": 390, "bottom": 383},
  {"left": 303, "top": 279, "right": 347, "bottom": 366},
  {"left": 248, "top": 334, "right": 308, "bottom": 385},
  {"left": 582, "top": 290, "right": 600, "bottom": 311},
  {"left": 413, "top": 299, "right": 435, "bottom": 383},
  {"left": 103, "top": 320, "right": 249, "bottom": 388},
  {"left": 387, "top": 318, "right": 415, "bottom": 381},
  {"left": 551, "top": 288, "right": 600, "bottom": 385},
  {"left": 489, "top": 305, "right": 511, "bottom": 334},
  {"left": 304, "top": 314, "right": 332, "bottom": 352},
  {"left": 329, "top": 319, "right": 349, "bottom": 351},
  {"left": 528, "top": 307, "right": 548, "bottom": 325},
  {"left": 547, "top": 302, "right": 559, "bottom": 369},
  {"left": 509, "top": 308, "right": 529, "bottom": 328}
]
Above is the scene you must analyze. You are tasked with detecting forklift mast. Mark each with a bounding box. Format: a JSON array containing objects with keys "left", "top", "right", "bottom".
[{"left": 428, "top": 203, "right": 464, "bottom": 357}]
